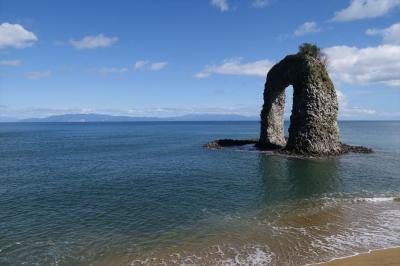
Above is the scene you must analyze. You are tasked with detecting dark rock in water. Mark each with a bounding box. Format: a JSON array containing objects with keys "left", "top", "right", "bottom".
[
  {"left": 340, "top": 143, "right": 373, "bottom": 154},
  {"left": 203, "top": 139, "right": 258, "bottom": 149},
  {"left": 259, "top": 44, "right": 341, "bottom": 156},
  {"left": 204, "top": 139, "right": 373, "bottom": 157}
]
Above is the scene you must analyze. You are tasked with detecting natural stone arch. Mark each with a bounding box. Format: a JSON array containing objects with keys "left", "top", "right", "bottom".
[
  {"left": 204, "top": 45, "right": 372, "bottom": 156},
  {"left": 259, "top": 53, "right": 341, "bottom": 155}
]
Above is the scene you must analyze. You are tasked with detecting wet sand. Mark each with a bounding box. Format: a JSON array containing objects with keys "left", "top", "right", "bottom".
[{"left": 315, "top": 247, "right": 400, "bottom": 266}]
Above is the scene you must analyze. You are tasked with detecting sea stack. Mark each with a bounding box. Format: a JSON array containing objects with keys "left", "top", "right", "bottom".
[{"left": 259, "top": 43, "right": 341, "bottom": 155}]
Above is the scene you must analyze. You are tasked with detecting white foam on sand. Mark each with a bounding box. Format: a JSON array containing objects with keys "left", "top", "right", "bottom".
[
  {"left": 129, "top": 244, "right": 276, "bottom": 266},
  {"left": 355, "top": 197, "right": 397, "bottom": 202},
  {"left": 222, "top": 246, "right": 275, "bottom": 266},
  {"left": 306, "top": 201, "right": 400, "bottom": 264}
]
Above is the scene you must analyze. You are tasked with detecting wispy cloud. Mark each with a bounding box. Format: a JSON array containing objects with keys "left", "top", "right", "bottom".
[
  {"left": 366, "top": 22, "right": 400, "bottom": 45},
  {"left": 0, "top": 105, "right": 260, "bottom": 119},
  {"left": 134, "top": 60, "right": 168, "bottom": 71},
  {"left": 195, "top": 58, "right": 273, "bottom": 78},
  {"left": 252, "top": 0, "right": 270, "bottom": 8},
  {"left": 0, "top": 59, "right": 22, "bottom": 66},
  {"left": 90, "top": 61, "right": 168, "bottom": 76},
  {"left": 293, "top": 21, "right": 321, "bottom": 36},
  {"left": 2, "top": 103, "right": 391, "bottom": 120},
  {"left": 333, "top": 0, "right": 400, "bottom": 22},
  {"left": 0, "top": 23, "right": 37, "bottom": 49},
  {"left": 134, "top": 60, "right": 150, "bottom": 70},
  {"left": 336, "top": 90, "right": 376, "bottom": 118},
  {"left": 149, "top": 62, "right": 168, "bottom": 70},
  {"left": 210, "top": 0, "right": 229, "bottom": 12},
  {"left": 125, "top": 105, "right": 259, "bottom": 117},
  {"left": 93, "top": 67, "right": 129, "bottom": 76},
  {"left": 210, "top": 0, "right": 273, "bottom": 10},
  {"left": 69, "top": 34, "right": 118, "bottom": 49},
  {"left": 24, "top": 71, "right": 51, "bottom": 80},
  {"left": 0, "top": 106, "right": 95, "bottom": 119}
]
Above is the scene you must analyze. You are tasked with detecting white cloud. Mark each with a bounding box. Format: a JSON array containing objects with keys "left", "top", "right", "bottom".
[
  {"left": 0, "top": 23, "right": 37, "bottom": 49},
  {"left": 195, "top": 58, "right": 274, "bottom": 78},
  {"left": 134, "top": 60, "right": 150, "bottom": 70},
  {"left": 0, "top": 59, "right": 22, "bottom": 66},
  {"left": 24, "top": 71, "right": 51, "bottom": 80},
  {"left": 69, "top": 34, "right": 118, "bottom": 49},
  {"left": 293, "top": 21, "right": 321, "bottom": 36},
  {"left": 324, "top": 44, "right": 400, "bottom": 86},
  {"left": 134, "top": 60, "right": 168, "bottom": 71},
  {"left": 333, "top": 0, "right": 400, "bottom": 22},
  {"left": 210, "top": 0, "right": 229, "bottom": 11},
  {"left": 253, "top": 0, "right": 270, "bottom": 8},
  {"left": 366, "top": 22, "right": 400, "bottom": 45},
  {"left": 149, "top": 62, "right": 168, "bottom": 70}
]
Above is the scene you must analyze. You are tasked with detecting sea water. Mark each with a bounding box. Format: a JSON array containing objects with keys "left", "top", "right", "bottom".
[{"left": 0, "top": 121, "right": 399, "bottom": 265}]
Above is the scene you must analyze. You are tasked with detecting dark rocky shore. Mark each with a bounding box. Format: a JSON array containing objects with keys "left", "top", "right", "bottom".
[{"left": 203, "top": 138, "right": 373, "bottom": 157}]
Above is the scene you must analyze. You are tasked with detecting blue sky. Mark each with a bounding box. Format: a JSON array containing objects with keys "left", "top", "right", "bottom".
[{"left": 0, "top": 0, "right": 399, "bottom": 120}]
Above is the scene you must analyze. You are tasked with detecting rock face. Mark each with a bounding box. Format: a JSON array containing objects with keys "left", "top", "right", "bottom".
[{"left": 259, "top": 52, "right": 341, "bottom": 155}]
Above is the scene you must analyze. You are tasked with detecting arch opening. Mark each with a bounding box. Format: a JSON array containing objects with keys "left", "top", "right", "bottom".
[{"left": 284, "top": 85, "right": 294, "bottom": 138}]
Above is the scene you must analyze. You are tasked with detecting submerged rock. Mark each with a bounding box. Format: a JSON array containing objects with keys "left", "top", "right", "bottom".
[{"left": 259, "top": 44, "right": 341, "bottom": 156}]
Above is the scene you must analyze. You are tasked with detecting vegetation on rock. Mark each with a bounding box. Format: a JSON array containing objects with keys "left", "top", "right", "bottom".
[{"left": 298, "top": 43, "right": 328, "bottom": 66}]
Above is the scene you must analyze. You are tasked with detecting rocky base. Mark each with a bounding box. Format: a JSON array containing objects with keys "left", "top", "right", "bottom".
[
  {"left": 204, "top": 139, "right": 373, "bottom": 157},
  {"left": 203, "top": 139, "right": 259, "bottom": 149},
  {"left": 339, "top": 143, "right": 373, "bottom": 154}
]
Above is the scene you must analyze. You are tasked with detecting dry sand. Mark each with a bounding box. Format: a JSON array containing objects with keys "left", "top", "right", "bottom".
[{"left": 314, "top": 247, "right": 400, "bottom": 266}]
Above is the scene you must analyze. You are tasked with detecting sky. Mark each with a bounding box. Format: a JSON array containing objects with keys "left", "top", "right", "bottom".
[{"left": 0, "top": 0, "right": 400, "bottom": 120}]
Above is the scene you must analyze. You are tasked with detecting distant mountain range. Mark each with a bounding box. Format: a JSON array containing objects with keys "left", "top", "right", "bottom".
[{"left": 17, "top": 113, "right": 259, "bottom": 122}]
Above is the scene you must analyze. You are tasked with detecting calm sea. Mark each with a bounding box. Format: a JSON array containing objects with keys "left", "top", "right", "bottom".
[{"left": 1, "top": 121, "right": 399, "bottom": 265}]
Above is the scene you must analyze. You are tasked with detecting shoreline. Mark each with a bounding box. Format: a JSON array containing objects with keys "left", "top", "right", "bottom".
[{"left": 312, "top": 247, "right": 400, "bottom": 266}]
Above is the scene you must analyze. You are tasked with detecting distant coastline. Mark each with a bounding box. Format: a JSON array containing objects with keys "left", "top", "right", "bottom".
[
  {"left": 11, "top": 113, "right": 259, "bottom": 123},
  {"left": 1, "top": 113, "right": 400, "bottom": 123}
]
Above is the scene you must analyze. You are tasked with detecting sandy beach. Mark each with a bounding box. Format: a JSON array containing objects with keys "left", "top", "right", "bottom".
[{"left": 316, "top": 247, "right": 400, "bottom": 266}]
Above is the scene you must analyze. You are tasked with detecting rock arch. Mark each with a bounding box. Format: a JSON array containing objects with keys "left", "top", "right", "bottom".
[{"left": 259, "top": 53, "right": 341, "bottom": 155}]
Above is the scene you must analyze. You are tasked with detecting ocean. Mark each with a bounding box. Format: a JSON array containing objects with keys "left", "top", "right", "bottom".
[{"left": 0, "top": 121, "right": 399, "bottom": 265}]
